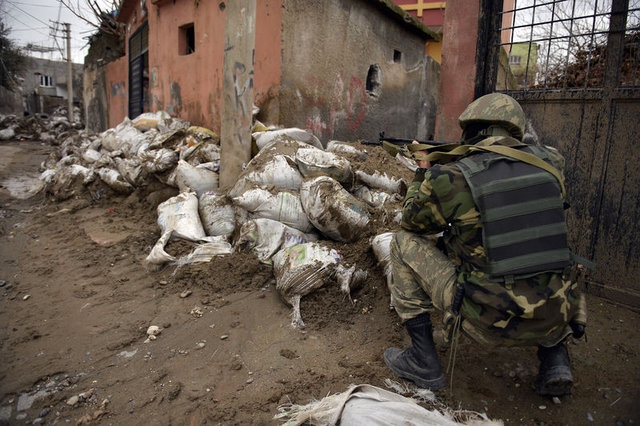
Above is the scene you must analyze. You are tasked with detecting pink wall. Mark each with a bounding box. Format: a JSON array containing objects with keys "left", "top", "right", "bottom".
[
  {"left": 107, "top": 0, "right": 283, "bottom": 133},
  {"left": 106, "top": 56, "right": 129, "bottom": 129},
  {"left": 435, "top": 0, "right": 479, "bottom": 141}
]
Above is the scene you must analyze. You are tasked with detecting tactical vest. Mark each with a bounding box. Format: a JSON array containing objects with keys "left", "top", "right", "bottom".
[{"left": 456, "top": 145, "right": 572, "bottom": 281}]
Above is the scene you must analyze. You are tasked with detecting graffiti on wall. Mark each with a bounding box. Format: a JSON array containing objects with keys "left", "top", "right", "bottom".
[
  {"left": 302, "top": 73, "right": 367, "bottom": 140},
  {"left": 110, "top": 81, "right": 126, "bottom": 97}
]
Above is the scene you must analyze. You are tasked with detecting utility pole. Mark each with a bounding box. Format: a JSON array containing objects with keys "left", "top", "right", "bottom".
[{"left": 64, "top": 23, "right": 73, "bottom": 123}]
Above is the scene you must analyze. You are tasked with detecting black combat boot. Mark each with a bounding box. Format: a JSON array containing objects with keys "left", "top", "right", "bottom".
[
  {"left": 536, "top": 343, "right": 573, "bottom": 396},
  {"left": 384, "top": 313, "right": 447, "bottom": 391}
]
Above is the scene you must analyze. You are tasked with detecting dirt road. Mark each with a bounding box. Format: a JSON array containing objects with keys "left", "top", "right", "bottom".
[{"left": 0, "top": 139, "right": 638, "bottom": 425}]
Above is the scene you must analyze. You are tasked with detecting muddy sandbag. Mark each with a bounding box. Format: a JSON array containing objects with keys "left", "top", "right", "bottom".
[
  {"left": 157, "top": 191, "right": 206, "bottom": 242},
  {"left": 132, "top": 111, "right": 171, "bottom": 131},
  {"left": 235, "top": 218, "right": 319, "bottom": 264},
  {"left": 326, "top": 140, "right": 368, "bottom": 161},
  {"left": 353, "top": 185, "right": 401, "bottom": 208},
  {"left": 253, "top": 127, "right": 323, "bottom": 151},
  {"left": 232, "top": 185, "right": 314, "bottom": 233},
  {"left": 0, "top": 127, "right": 15, "bottom": 140},
  {"left": 174, "top": 237, "right": 234, "bottom": 266},
  {"left": 115, "top": 157, "right": 147, "bottom": 187},
  {"left": 230, "top": 155, "right": 302, "bottom": 198},
  {"left": 100, "top": 118, "right": 140, "bottom": 152},
  {"left": 42, "top": 164, "right": 96, "bottom": 201},
  {"left": 198, "top": 191, "right": 236, "bottom": 237},
  {"left": 174, "top": 159, "right": 219, "bottom": 196},
  {"left": 274, "top": 383, "right": 502, "bottom": 426},
  {"left": 81, "top": 148, "right": 102, "bottom": 164},
  {"left": 145, "top": 230, "right": 177, "bottom": 265},
  {"left": 98, "top": 167, "right": 135, "bottom": 194},
  {"left": 295, "top": 147, "right": 353, "bottom": 189},
  {"left": 272, "top": 243, "right": 355, "bottom": 328},
  {"left": 139, "top": 147, "right": 179, "bottom": 173},
  {"left": 371, "top": 232, "right": 395, "bottom": 308},
  {"left": 300, "top": 176, "right": 370, "bottom": 243},
  {"left": 355, "top": 170, "right": 407, "bottom": 195}
]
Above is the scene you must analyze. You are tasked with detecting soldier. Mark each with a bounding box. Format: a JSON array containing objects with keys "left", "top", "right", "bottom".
[{"left": 384, "top": 93, "right": 587, "bottom": 396}]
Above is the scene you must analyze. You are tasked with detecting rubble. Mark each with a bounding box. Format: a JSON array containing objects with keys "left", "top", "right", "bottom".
[{"left": 0, "top": 110, "right": 413, "bottom": 328}]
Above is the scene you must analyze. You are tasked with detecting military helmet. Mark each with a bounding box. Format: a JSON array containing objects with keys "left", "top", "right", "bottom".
[{"left": 458, "top": 93, "right": 526, "bottom": 140}]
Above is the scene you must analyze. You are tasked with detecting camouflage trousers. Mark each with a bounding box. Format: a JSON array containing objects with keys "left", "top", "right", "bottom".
[{"left": 389, "top": 230, "right": 457, "bottom": 322}]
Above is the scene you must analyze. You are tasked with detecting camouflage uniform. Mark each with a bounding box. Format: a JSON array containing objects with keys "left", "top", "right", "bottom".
[{"left": 389, "top": 136, "right": 583, "bottom": 347}]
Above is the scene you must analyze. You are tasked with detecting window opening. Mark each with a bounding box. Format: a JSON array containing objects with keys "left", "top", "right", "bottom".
[
  {"left": 366, "top": 64, "right": 382, "bottom": 97},
  {"left": 180, "top": 23, "right": 195, "bottom": 55}
]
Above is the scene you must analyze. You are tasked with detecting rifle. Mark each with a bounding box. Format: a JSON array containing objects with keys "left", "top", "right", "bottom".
[{"left": 363, "top": 132, "right": 458, "bottom": 161}]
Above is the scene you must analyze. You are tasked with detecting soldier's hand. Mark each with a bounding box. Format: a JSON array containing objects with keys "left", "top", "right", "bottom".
[{"left": 411, "top": 140, "right": 431, "bottom": 169}]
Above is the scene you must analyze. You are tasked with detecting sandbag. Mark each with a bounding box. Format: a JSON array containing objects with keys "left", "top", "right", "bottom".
[
  {"left": 300, "top": 176, "right": 370, "bottom": 243},
  {"left": 326, "top": 140, "right": 368, "bottom": 161},
  {"left": 174, "top": 159, "right": 219, "bottom": 196},
  {"left": 198, "top": 191, "right": 236, "bottom": 237},
  {"left": 295, "top": 147, "right": 353, "bottom": 189},
  {"left": 253, "top": 127, "right": 323, "bottom": 151},
  {"left": 235, "top": 218, "right": 318, "bottom": 264},
  {"left": 232, "top": 186, "right": 314, "bottom": 233},
  {"left": 353, "top": 186, "right": 401, "bottom": 208},
  {"left": 355, "top": 170, "right": 407, "bottom": 195},
  {"left": 97, "top": 167, "right": 134, "bottom": 194},
  {"left": 272, "top": 243, "right": 348, "bottom": 328},
  {"left": 231, "top": 155, "right": 302, "bottom": 196},
  {"left": 157, "top": 192, "right": 206, "bottom": 242}
]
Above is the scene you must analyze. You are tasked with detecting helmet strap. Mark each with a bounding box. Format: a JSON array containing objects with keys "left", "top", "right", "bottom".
[{"left": 479, "top": 125, "right": 511, "bottom": 138}]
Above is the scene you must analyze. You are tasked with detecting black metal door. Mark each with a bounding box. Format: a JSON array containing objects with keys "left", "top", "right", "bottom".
[{"left": 478, "top": 0, "right": 640, "bottom": 305}]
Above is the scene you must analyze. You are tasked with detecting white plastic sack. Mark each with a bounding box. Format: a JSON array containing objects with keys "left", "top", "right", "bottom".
[
  {"left": 157, "top": 192, "right": 206, "bottom": 242},
  {"left": 115, "top": 157, "right": 147, "bottom": 187},
  {"left": 174, "top": 159, "right": 219, "bottom": 196},
  {"left": 274, "top": 383, "right": 502, "bottom": 426},
  {"left": 82, "top": 148, "right": 102, "bottom": 163},
  {"left": 353, "top": 186, "right": 400, "bottom": 208},
  {"left": 326, "top": 140, "right": 368, "bottom": 161},
  {"left": 232, "top": 186, "right": 314, "bottom": 233},
  {"left": 300, "top": 176, "right": 370, "bottom": 243},
  {"left": 355, "top": 170, "right": 407, "bottom": 195},
  {"left": 174, "top": 237, "right": 234, "bottom": 266},
  {"left": 145, "top": 230, "right": 177, "bottom": 265},
  {"left": 198, "top": 191, "right": 236, "bottom": 237},
  {"left": 233, "top": 155, "right": 302, "bottom": 194},
  {"left": 253, "top": 127, "right": 323, "bottom": 151},
  {"left": 272, "top": 243, "right": 346, "bottom": 328},
  {"left": 97, "top": 167, "right": 134, "bottom": 194},
  {"left": 132, "top": 111, "right": 171, "bottom": 131},
  {"left": 295, "top": 147, "right": 353, "bottom": 189},
  {"left": 236, "top": 218, "right": 318, "bottom": 264},
  {"left": 138, "top": 147, "right": 179, "bottom": 173},
  {"left": 371, "top": 232, "right": 395, "bottom": 308}
]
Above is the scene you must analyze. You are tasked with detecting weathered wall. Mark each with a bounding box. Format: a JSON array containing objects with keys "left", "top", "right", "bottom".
[
  {"left": 435, "top": 0, "right": 479, "bottom": 141},
  {"left": 279, "top": 0, "right": 439, "bottom": 144},
  {"left": 105, "top": 56, "right": 129, "bottom": 128}
]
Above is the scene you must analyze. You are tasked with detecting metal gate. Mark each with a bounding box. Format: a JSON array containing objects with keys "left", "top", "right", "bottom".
[
  {"left": 128, "top": 23, "right": 149, "bottom": 119},
  {"left": 479, "top": 0, "right": 640, "bottom": 306}
]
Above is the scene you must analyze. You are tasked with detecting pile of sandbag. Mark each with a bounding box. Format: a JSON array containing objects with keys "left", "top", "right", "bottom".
[{"left": 36, "top": 111, "right": 411, "bottom": 327}]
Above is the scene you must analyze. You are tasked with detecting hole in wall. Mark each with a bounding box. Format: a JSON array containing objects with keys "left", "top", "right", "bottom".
[
  {"left": 393, "top": 49, "right": 402, "bottom": 63},
  {"left": 366, "top": 64, "right": 382, "bottom": 97}
]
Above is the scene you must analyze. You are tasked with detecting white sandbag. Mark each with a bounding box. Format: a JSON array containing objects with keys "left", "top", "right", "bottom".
[
  {"left": 174, "top": 159, "right": 219, "bottom": 196},
  {"left": 157, "top": 192, "right": 206, "bottom": 242},
  {"left": 233, "top": 155, "right": 302, "bottom": 194},
  {"left": 274, "top": 383, "right": 502, "bottom": 426},
  {"left": 100, "top": 118, "right": 140, "bottom": 152},
  {"left": 300, "top": 176, "right": 370, "bottom": 243},
  {"left": 272, "top": 243, "right": 345, "bottom": 328},
  {"left": 198, "top": 191, "right": 236, "bottom": 237},
  {"left": 355, "top": 170, "right": 407, "bottom": 195},
  {"left": 97, "top": 167, "right": 134, "bottom": 194},
  {"left": 0, "top": 127, "right": 15, "bottom": 140},
  {"left": 235, "top": 218, "right": 318, "bottom": 264},
  {"left": 232, "top": 186, "right": 314, "bottom": 233},
  {"left": 82, "top": 148, "right": 102, "bottom": 163},
  {"left": 371, "top": 232, "right": 395, "bottom": 308},
  {"left": 115, "top": 157, "right": 147, "bottom": 187},
  {"left": 253, "top": 127, "right": 323, "bottom": 151},
  {"left": 353, "top": 185, "right": 400, "bottom": 208},
  {"left": 145, "top": 230, "right": 177, "bottom": 265},
  {"left": 326, "top": 140, "right": 368, "bottom": 161},
  {"left": 174, "top": 237, "right": 234, "bottom": 266},
  {"left": 132, "top": 111, "right": 171, "bottom": 131},
  {"left": 295, "top": 147, "right": 353, "bottom": 189},
  {"left": 138, "top": 147, "right": 179, "bottom": 173}
]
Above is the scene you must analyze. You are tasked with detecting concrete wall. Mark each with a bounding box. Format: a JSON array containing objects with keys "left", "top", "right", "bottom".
[
  {"left": 97, "top": 0, "right": 438, "bottom": 141},
  {"left": 279, "top": 0, "right": 439, "bottom": 143}
]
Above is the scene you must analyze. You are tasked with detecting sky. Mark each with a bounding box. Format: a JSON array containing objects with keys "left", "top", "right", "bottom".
[{"left": 1, "top": 0, "right": 112, "bottom": 64}]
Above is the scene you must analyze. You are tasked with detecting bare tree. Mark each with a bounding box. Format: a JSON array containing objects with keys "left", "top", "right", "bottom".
[{"left": 59, "top": 0, "right": 124, "bottom": 39}]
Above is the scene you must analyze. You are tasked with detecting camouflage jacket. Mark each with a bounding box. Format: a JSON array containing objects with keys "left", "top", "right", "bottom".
[{"left": 401, "top": 138, "right": 581, "bottom": 346}]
